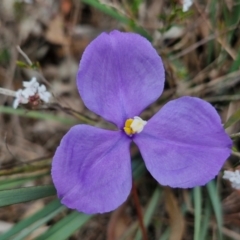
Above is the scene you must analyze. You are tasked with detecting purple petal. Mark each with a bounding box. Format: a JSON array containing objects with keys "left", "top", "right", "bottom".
[
  {"left": 52, "top": 125, "right": 132, "bottom": 214},
  {"left": 77, "top": 30, "right": 165, "bottom": 128},
  {"left": 134, "top": 97, "right": 232, "bottom": 188}
]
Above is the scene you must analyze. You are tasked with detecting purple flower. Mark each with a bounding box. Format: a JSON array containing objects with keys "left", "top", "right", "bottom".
[{"left": 52, "top": 30, "right": 232, "bottom": 214}]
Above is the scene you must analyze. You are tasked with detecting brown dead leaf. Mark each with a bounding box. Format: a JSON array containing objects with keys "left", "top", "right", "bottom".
[
  {"left": 107, "top": 202, "right": 133, "bottom": 240},
  {"left": 222, "top": 191, "right": 240, "bottom": 229},
  {"left": 45, "top": 14, "right": 69, "bottom": 46},
  {"left": 223, "top": 191, "right": 240, "bottom": 215},
  {"left": 164, "top": 187, "right": 185, "bottom": 240},
  {"left": 222, "top": 227, "right": 240, "bottom": 240},
  {"left": 224, "top": 213, "right": 240, "bottom": 226}
]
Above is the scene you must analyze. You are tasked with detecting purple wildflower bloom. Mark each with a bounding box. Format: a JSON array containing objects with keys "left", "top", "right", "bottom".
[{"left": 52, "top": 30, "right": 232, "bottom": 214}]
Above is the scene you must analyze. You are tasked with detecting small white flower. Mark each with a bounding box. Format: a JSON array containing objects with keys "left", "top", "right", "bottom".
[
  {"left": 183, "top": 0, "right": 193, "bottom": 12},
  {"left": 12, "top": 77, "right": 51, "bottom": 108},
  {"left": 13, "top": 89, "right": 29, "bottom": 109},
  {"left": 37, "top": 84, "right": 51, "bottom": 103},
  {"left": 223, "top": 170, "right": 240, "bottom": 189},
  {"left": 22, "top": 77, "right": 39, "bottom": 98},
  {"left": 22, "top": 87, "right": 34, "bottom": 98}
]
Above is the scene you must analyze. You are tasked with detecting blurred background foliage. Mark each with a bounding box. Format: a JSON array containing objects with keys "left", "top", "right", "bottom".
[{"left": 0, "top": 0, "right": 240, "bottom": 239}]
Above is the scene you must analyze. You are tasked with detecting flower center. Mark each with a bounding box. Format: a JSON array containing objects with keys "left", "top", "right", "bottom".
[{"left": 123, "top": 116, "right": 147, "bottom": 136}]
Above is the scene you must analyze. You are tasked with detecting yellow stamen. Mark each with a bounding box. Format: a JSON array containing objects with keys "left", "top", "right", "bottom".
[
  {"left": 124, "top": 118, "right": 134, "bottom": 135},
  {"left": 123, "top": 117, "right": 147, "bottom": 136}
]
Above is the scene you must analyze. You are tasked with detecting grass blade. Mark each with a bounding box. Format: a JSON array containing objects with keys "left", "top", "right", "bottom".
[
  {"left": 0, "top": 199, "right": 63, "bottom": 240},
  {"left": 193, "top": 187, "right": 202, "bottom": 240},
  {"left": 199, "top": 199, "right": 211, "bottom": 240},
  {"left": 207, "top": 181, "right": 222, "bottom": 240},
  {"left": 0, "top": 185, "right": 56, "bottom": 207},
  {"left": 11, "top": 207, "right": 64, "bottom": 240},
  {"left": 0, "top": 174, "right": 48, "bottom": 191},
  {"left": 224, "top": 108, "right": 240, "bottom": 129},
  {"left": 36, "top": 211, "right": 92, "bottom": 240},
  {"left": 0, "top": 106, "right": 76, "bottom": 125}
]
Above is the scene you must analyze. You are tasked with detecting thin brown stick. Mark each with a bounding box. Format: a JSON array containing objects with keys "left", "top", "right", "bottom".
[
  {"left": 132, "top": 181, "right": 148, "bottom": 240},
  {"left": 16, "top": 45, "right": 33, "bottom": 65}
]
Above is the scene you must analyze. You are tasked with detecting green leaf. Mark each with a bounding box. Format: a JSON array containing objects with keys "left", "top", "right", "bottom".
[
  {"left": 131, "top": 0, "right": 143, "bottom": 15},
  {"left": 229, "top": 52, "right": 240, "bottom": 73},
  {"left": 193, "top": 187, "right": 202, "bottom": 240},
  {"left": 0, "top": 106, "right": 77, "bottom": 125},
  {"left": 199, "top": 199, "right": 211, "bottom": 240},
  {"left": 224, "top": 108, "right": 240, "bottom": 129},
  {"left": 0, "top": 185, "right": 56, "bottom": 207},
  {"left": 30, "top": 62, "right": 41, "bottom": 70},
  {"left": 0, "top": 160, "right": 50, "bottom": 177},
  {"left": 207, "top": 181, "right": 222, "bottom": 240},
  {"left": 0, "top": 199, "right": 64, "bottom": 240},
  {"left": 36, "top": 211, "right": 92, "bottom": 240},
  {"left": 0, "top": 173, "right": 48, "bottom": 191},
  {"left": 0, "top": 48, "right": 10, "bottom": 65},
  {"left": 16, "top": 61, "right": 30, "bottom": 68}
]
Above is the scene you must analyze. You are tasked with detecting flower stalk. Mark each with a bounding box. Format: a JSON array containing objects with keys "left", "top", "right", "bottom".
[
  {"left": 0, "top": 87, "right": 16, "bottom": 97},
  {"left": 230, "top": 132, "right": 240, "bottom": 138},
  {"left": 132, "top": 182, "right": 148, "bottom": 240}
]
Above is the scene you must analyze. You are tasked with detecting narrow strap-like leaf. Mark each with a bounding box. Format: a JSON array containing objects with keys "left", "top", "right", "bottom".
[
  {"left": 0, "top": 199, "right": 63, "bottom": 240},
  {"left": 36, "top": 211, "right": 92, "bottom": 240},
  {"left": 0, "top": 185, "right": 56, "bottom": 207}
]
